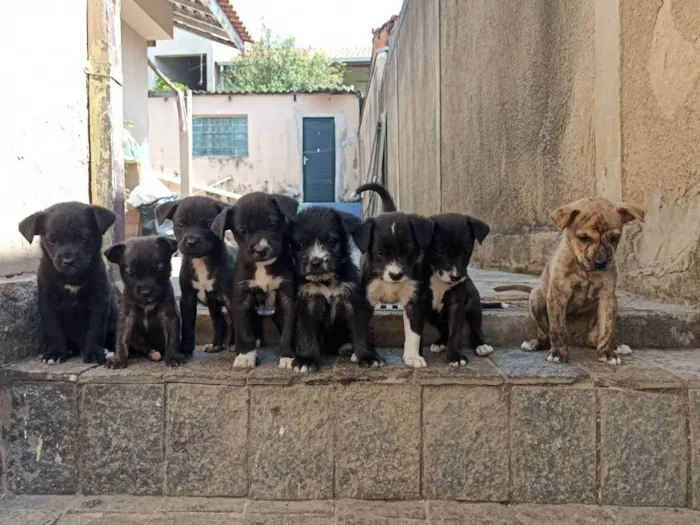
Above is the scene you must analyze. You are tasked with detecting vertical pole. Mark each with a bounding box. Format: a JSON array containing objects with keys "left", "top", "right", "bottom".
[
  {"left": 87, "top": 0, "right": 125, "bottom": 245},
  {"left": 179, "top": 89, "right": 193, "bottom": 197}
]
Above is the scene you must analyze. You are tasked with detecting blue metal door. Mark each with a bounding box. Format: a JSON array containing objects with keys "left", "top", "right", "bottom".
[{"left": 302, "top": 117, "right": 336, "bottom": 202}]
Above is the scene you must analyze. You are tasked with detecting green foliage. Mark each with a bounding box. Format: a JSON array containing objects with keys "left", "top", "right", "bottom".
[
  {"left": 149, "top": 78, "right": 190, "bottom": 92},
  {"left": 223, "top": 27, "right": 345, "bottom": 92}
]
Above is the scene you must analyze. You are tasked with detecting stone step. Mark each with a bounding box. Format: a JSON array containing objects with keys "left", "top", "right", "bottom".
[
  {"left": 3, "top": 347, "right": 700, "bottom": 508},
  {"left": 3, "top": 495, "right": 700, "bottom": 525}
]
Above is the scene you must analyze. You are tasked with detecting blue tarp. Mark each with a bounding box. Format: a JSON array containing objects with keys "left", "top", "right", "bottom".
[{"left": 297, "top": 201, "right": 362, "bottom": 217}]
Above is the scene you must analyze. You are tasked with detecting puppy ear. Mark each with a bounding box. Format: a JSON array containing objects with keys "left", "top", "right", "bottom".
[
  {"left": 271, "top": 195, "right": 299, "bottom": 222},
  {"left": 156, "top": 236, "right": 178, "bottom": 256},
  {"left": 103, "top": 243, "right": 126, "bottom": 264},
  {"left": 155, "top": 200, "right": 179, "bottom": 225},
  {"left": 352, "top": 219, "right": 374, "bottom": 254},
  {"left": 338, "top": 211, "right": 362, "bottom": 235},
  {"left": 616, "top": 203, "right": 645, "bottom": 225},
  {"left": 88, "top": 205, "right": 117, "bottom": 235},
  {"left": 211, "top": 206, "right": 234, "bottom": 240},
  {"left": 469, "top": 216, "right": 490, "bottom": 244},
  {"left": 410, "top": 217, "right": 435, "bottom": 250},
  {"left": 18, "top": 211, "right": 46, "bottom": 244},
  {"left": 550, "top": 203, "right": 582, "bottom": 231}
]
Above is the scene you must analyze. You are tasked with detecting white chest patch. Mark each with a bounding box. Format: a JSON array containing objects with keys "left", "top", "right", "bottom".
[
  {"left": 300, "top": 281, "right": 353, "bottom": 322},
  {"left": 191, "top": 257, "right": 215, "bottom": 303},
  {"left": 247, "top": 260, "right": 283, "bottom": 309},
  {"left": 64, "top": 284, "right": 81, "bottom": 294},
  {"left": 367, "top": 278, "right": 416, "bottom": 306},
  {"left": 430, "top": 274, "right": 454, "bottom": 312}
]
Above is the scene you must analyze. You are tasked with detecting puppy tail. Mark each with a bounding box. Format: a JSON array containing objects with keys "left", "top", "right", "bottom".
[
  {"left": 492, "top": 285, "right": 534, "bottom": 294},
  {"left": 355, "top": 183, "right": 397, "bottom": 213},
  {"left": 481, "top": 301, "right": 508, "bottom": 309}
]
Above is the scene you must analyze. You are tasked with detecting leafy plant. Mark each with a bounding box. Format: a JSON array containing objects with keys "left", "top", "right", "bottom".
[
  {"left": 149, "top": 78, "right": 190, "bottom": 92},
  {"left": 222, "top": 26, "right": 345, "bottom": 92}
]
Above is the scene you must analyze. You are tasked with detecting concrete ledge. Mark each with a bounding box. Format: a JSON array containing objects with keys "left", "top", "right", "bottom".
[
  {"left": 4, "top": 496, "right": 700, "bottom": 525},
  {"left": 3, "top": 348, "right": 700, "bottom": 507}
]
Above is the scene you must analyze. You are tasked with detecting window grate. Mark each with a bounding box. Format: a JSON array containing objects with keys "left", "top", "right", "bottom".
[{"left": 193, "top": 116, "right": 248, "bottom": 156}]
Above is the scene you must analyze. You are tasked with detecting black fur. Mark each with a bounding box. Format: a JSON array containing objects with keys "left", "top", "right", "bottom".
[
  {"left": 212, "top": 192, "right": 297, "bottom": 368},
  {"left": 347, "top": 188, "right": 435, "bottom": 368},
  {"left": 290, "top": 207, "right": 382, "bottom": 370},
  {"left": 155, "top": 196, "right": 237, "bottom": 356},
  {"left": 425, "top": 213, "right": 491, "bottom": 365},
  {"left": 104, "top": 236, "right": 182, "bottom": 368},
  {"left": 18, "top": 202, "right": 118, "bottom": 364}
]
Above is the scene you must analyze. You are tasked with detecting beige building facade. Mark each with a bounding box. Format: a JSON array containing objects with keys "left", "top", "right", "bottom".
[
  {"left": 360, "top": 0, "right": 700, "bottom": 303},
  {"left": 148, "top": 92, "right": 361, "bottom": 201}
]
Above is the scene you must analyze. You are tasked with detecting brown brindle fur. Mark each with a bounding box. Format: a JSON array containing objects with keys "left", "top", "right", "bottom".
[{"left": 503, "top": 198, "right": 644, "bottom": 364}]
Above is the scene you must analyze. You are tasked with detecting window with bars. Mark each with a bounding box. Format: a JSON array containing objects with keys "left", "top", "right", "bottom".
[{"left": 193, "top": 116, "right": 248, "bottom": 156}]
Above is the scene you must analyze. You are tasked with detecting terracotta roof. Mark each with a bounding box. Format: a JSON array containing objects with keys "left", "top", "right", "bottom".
[{"left": 216, "top": 0, "right": 252, "bottom": 42}]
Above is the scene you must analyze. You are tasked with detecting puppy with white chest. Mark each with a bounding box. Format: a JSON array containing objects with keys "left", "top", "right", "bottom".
[
  {"left": 211, "top": 192, "right": 297, "bottom": 369},
  {"left": 425, "top": 213, "right": 493, "bottom": 366},
  {"left": 495, "top": 197, "right": 644, "bottom": 365},
  {"left": 353, "top": 184, "right": 435, "bottom": 368},
  {"left": 104, "top": 236, "right": 182, "bottom": 368},
  {"left": 290, "top": 207, "right": 383, "bottom": 372},
  {"left": 156, "top": 196, "right": 237, "bottom": 358},
  {"left": 19, "top": 202, "right": 118, "bottom": 364}
]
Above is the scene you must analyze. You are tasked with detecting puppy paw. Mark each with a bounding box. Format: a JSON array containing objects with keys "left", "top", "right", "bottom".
[
  {"left": 599, "top": 354, "right": 622, "bottom": 366},
  {"left": 546, "top": 350, "right": 569, "bottom": 364},
  {"left": 615, "top": 344, "right": 632, "bottom": 355},
  {"left": 521, "top": 340, "right": 541, "bottom": 352},
  {"left": 350, "top": 353, "right": 358, "bottom": 363},
  {"left": 278, "top": 357, "right": 295, "bottom": 370},
  {"left": 83, "top": 347, "right": 106, "bottom": 365},
  {"left": 148, "top": 350, "right": 162, "bottom": 362},
  {"left": 403, "top": 354, "right": 427, "bottom": 368},
  {"left": 338, "top": 343, "right": 354, "bottom": 355},
  {"left": 104, "top": 352, "right": 127, "bottom": 369},
  {"left": 165, "top": 352, "right": 186, "bottom": 367},
  {"left": 41, "top": 350, "right": 66, "bottom": 365},
  {"left": 448, "top": 357, "right": 468, "bottom": 367},
  {"left": 430, "top": 344, "right": 446, "bottom": 354},
  {"left": 233, "top": 350, "right": 258, "bottom": 369},
  {"left": 294, "top": 363, "right": 317, "bottom": 374},
  {"left": 355, "top": 352, "right": 385, "bottom": 368},
  {"left": 475, "top": 344, "right": 494, "bottom": 357},
  {"left": 204, "top": 344, "right": 225, "bottom": 354}
]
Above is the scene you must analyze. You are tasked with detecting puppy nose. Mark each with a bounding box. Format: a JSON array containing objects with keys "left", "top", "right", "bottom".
[
  {"left": 185, "top": 238, "right": 199, "bottom": 248},
  {"left": 594, "top": 260, "right": 607, "bottom": 270},
  {"left": 137, "top": 284, "right": 153, "bottom": 298},
  {"left": 449, "top": 274, "right": 463, "bottom": 283},
  {"left": 388, "top": 271, "right": 403, "bottom": 281},
  {"left": 253, "top": 245, "right": 267, "bottom": 254},
  {"left": 309, "top": 257, "right": 323, "bottom": 270},
  {"left": 61, "top": 256, "right": 75, "bottom": 267}
]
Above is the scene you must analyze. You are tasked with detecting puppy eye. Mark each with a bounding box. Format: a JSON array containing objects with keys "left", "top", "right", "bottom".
[
  {"left": 577, "top": 234, "right": 592, "bottom": 243},
  {"left": 203, "top": 221, "right": 212, "bottom": 229},
  {"left": 267, "top": 220, "right": 277, "bottom": 229},
  {"left": 45, "top": 235, "right": 57, "bottom": 246},
  {"left": 610, "top": 234, "right": 620, "bottom": 244},
  {"left": 237, "top": 228, "right": 247, "bottom": 237},
  {"left": 328, "top": 237, "right": 338, "bottom": 247},
  {"left": 375, "top": 248, "right": 384, "bottom": 257},
  {"left": 436, "top": 247, "right": 446, "bottom": 256},
  {"left": 175, "top": 221, "right": 185, "bottom": 229},
  {"left": 124, "top": 269, "right": 135, "bottom": 278},
  {"left": 293, "top": 240, "right": 304, "bottom": 250}
]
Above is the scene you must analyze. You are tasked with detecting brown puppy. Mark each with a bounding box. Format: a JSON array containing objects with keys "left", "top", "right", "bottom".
[{"left": 495, "top": 198, "right": 644, "bottom": 365}]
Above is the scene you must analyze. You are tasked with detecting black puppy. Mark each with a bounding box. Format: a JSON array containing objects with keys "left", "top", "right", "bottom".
[
  {"left": 104, "top": 236, "right": 182, "bottom": 368},
  {"left": 425, "top": 213, "right": 493, "bottom": 366},
  {"left": 353, "top": 184, "right": 434, "bottom": 368},
  {"left": 212, "top": 192, "right": 297, "bottom": 369},
  {"left": 19, "top": 202, "right": 118, "bottom": 364},
  {"left": 290, "top": 206, "right": 383, "bottom": 371},
  {"left": 156, "top": 196, "right": 237, "bottom": 357}
]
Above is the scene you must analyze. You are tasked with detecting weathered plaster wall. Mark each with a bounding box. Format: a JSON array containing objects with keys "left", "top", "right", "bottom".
[
  {"left": 0, "top": 0, "right": 90, "bottom": 275},
  {"left": 149, "top": 93, "right": 361, "bottom": 200},
  {"left": 359, "top": 0, "right": 700, "bottom": 302},
  {"left": 615, "top": 0, "right": 700, "bottom": 302}
]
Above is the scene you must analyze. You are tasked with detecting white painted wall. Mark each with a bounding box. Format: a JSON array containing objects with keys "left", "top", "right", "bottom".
[
  {"left": 0, "top": 0, "right": 90, "bottom": 275},
  {"left": 148, "top": 93, "right": 360, "bottom": 200},
  {"left": 122, "top": 21, "right": 150, "bottom": 165}
]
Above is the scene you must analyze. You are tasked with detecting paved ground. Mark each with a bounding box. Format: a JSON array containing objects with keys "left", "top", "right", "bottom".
[{"left": 2, "top": 496, "right": 700, "bottom": 525}]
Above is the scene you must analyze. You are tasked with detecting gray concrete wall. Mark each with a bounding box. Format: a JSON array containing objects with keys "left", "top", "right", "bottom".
[{"left": 358, "top": 0, "right": 700, "bottom": 302}]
